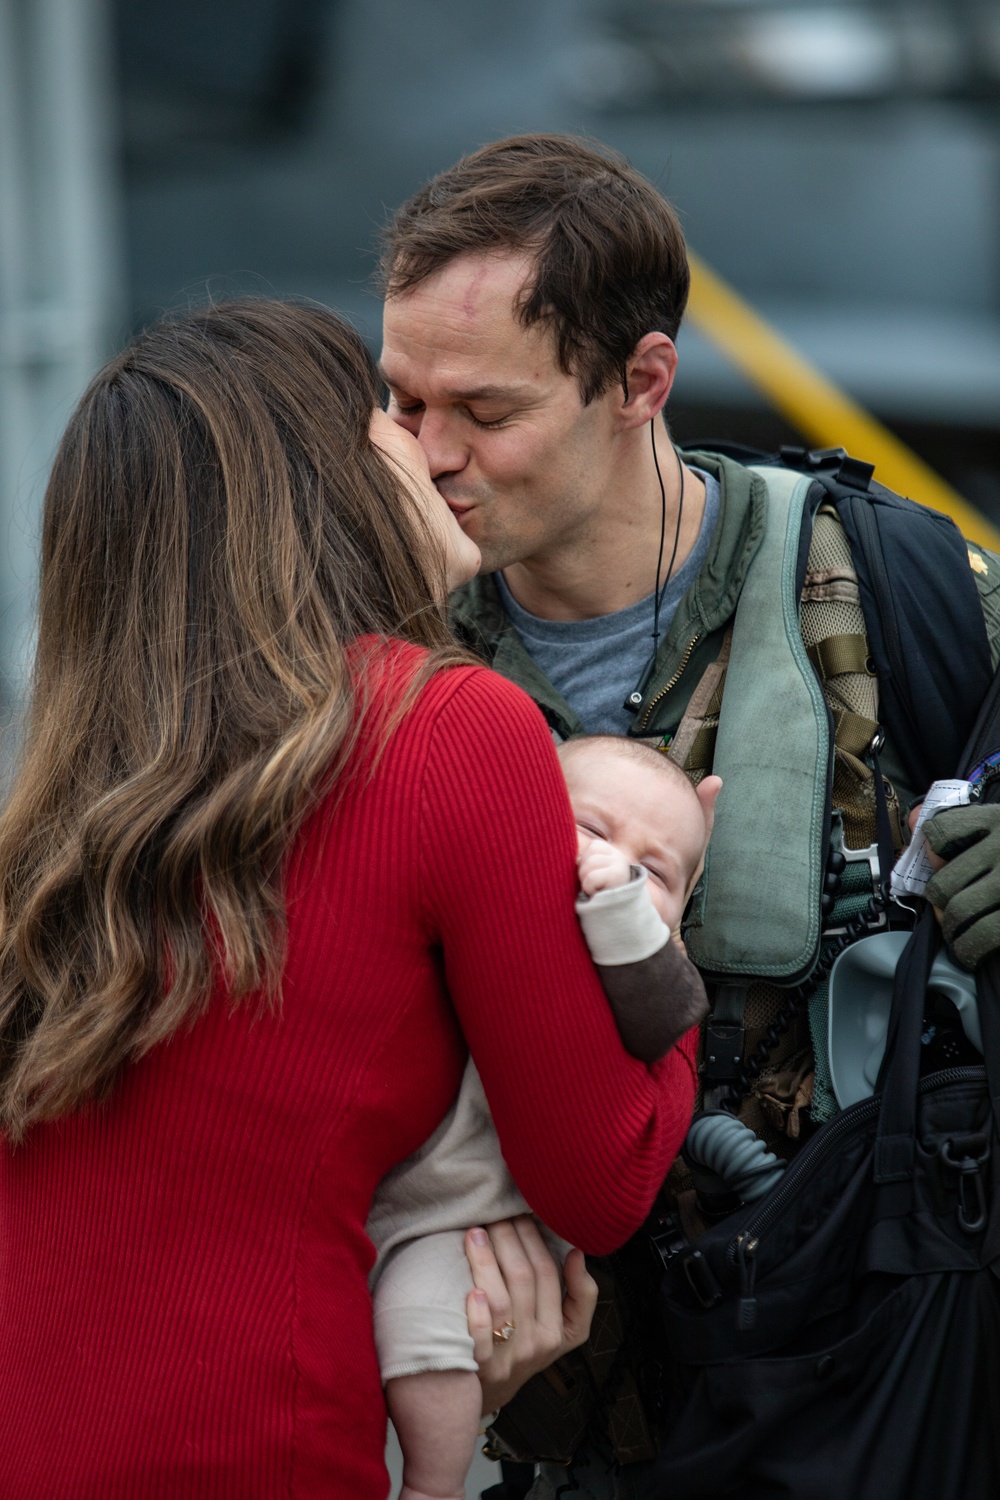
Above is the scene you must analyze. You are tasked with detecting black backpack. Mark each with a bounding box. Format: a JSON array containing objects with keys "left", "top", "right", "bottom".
[{"left": 652, "top": 660, "right": 1000, "bottom": 1498}]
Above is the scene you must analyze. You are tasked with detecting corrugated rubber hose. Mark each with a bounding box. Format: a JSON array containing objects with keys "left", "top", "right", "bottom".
[{"left": 685, "top": 1112, "right": 787, "bottom": 1202}]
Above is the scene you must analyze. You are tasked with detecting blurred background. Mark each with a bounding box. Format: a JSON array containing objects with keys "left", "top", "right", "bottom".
[
  {"left": 2, "top": 0, "right": 999, "bottom": 1490},
  {"left": 3, "top": 0, "right": 1000, "bottom": 710}
]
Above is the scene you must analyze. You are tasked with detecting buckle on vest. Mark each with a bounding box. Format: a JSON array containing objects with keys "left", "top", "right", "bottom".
[
  {"left": 701, "top": 1020, "right": 746, "bottom": 1081},
  {"left": 647, "top": 1209, "right": 690, "bottom": 1272},
  {"left": 778, "top": 446, "right": 875, "bottom": 492},
  {"left": 823, "top": 842, "right": 887, "bottom": 936},
  {"left": 780, "top": 445, "right": 845, "bottom": 471}
]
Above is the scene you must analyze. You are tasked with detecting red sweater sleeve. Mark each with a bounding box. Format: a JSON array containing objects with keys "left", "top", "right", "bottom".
[{"left": 418, "top": 667, "right": 697, "bottom": 1255}]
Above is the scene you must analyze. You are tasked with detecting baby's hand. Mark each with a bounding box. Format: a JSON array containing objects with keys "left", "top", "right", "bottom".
[{"left": 577, "top": 831, "right": 632, "bottom": 897}]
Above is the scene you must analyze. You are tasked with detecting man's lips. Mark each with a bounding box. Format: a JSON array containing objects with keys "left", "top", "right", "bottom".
[{"left": 435, "top": 479, "right": 482, "bottom": 524}]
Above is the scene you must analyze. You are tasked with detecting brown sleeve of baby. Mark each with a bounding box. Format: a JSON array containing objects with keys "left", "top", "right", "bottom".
[{"left": 596, "top": 943, "right": 708, "bottom": 1065}]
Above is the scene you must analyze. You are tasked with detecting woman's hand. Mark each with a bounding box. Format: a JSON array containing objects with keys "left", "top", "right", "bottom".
[{"left": 464, "top": 1218, "right": 598, "bottom": 1414}]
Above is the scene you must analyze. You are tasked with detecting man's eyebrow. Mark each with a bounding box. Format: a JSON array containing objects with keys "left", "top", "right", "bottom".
[
  {"left": 445, "top": 383, "right": 539, "bottom": 403},
  {"left": 377, "top": 369, "right": 538, "bottom": 404}
]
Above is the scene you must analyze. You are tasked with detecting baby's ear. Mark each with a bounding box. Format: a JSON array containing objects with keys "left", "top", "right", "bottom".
[{"left": 696, "top": 774, "right": 723, "bottom": 836}]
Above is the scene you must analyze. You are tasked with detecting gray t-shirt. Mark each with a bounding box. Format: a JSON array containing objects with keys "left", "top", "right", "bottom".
[{"left": 496, "top": 469, "right": 721, "bottom": 735}]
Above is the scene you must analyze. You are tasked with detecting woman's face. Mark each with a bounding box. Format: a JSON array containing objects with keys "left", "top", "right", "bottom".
[{"left": 370, "top": 410, "right": 481, "bottom": 593}]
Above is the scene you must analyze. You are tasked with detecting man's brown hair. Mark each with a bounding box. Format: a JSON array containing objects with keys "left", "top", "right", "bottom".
[{"left": 379, "top": 134, "right": 689, "bottom": 404}]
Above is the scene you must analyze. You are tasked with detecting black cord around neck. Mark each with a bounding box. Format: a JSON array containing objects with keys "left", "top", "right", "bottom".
[
  {"left": 651, "top": 419, "right": 684, "bottom": 651},
  {"left": 624, "top": 419, "right": 685, "bottom": 714}
]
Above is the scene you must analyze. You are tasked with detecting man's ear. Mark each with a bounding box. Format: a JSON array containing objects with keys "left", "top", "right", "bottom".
[
  {"left": 618, "top": 333, "right": 678, "bottom": 430},
  {"left": 696, "top": 774, "right": 723, "bottom": 836}
]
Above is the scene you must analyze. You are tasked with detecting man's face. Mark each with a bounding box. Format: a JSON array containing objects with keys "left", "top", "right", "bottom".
[{"left": 380, "top": 251, "right": 618, "bottom": 575}]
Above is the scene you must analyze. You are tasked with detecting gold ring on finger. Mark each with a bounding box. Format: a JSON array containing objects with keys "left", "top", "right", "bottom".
[{"left": 492, "top": 1320, "right": 516, "bottom": 1344}]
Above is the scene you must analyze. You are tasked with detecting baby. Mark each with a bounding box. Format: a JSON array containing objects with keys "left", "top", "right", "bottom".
[{"left": 368, "top": 736, "right": 721, "bottom": 1500}]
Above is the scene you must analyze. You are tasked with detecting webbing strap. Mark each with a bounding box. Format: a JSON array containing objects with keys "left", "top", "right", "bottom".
[
  {"left": 710, "top": 984, "right": 747, "bottom": 1028},
  {"left": 668, "top": 629, "right": 732, "bottom": 776},
  {"left": 807, "top": 633, "right": 873, "bottom": 680},
  {"left": 869, "top": 738, "right": 896, "bottom": 911},
  {"left": 874, "top": 911, "right": 936, "bottom": 1183},
  {"left": 831, "top": 707, "right": 879, "bottom": 758},
  {"left": 685, "top": 724, "right": 719, "bottom": 773}
]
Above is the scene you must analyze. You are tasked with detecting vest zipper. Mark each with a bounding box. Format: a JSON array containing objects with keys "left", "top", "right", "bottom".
[{"left": 637, "top": 633, "right": 702, "bottom": 732}]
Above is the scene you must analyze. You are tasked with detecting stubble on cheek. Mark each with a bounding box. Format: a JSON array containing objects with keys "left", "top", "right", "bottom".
[
  {"left": 441, "top": 486, "right": 524, "bottom": 574},
  {"left": 466, "top": 519, "right": 518, "bottom": 576}
]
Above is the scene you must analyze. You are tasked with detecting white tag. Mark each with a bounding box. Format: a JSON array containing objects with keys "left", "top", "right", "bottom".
[{"left": 890, "top": 779, "right": 972, "bottom": 899}]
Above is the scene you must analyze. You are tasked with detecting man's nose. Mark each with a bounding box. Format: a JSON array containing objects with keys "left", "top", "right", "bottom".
[{"left": 415, "top": 410, "right": 468, "bottom": 480}]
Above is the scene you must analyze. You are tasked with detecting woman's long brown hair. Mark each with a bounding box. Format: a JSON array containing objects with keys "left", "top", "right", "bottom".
[{"left": 0, "top": 299, "right": 470, "bottom": 1139}]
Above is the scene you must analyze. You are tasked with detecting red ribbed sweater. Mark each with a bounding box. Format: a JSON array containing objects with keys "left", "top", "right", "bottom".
[{"left": 0, "top": 649, "right": 697, "bottom": 1499}]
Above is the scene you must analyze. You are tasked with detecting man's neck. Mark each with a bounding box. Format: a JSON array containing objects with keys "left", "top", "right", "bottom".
[{"left": 501, "top": 453, "right": 707, "bottom": 622}]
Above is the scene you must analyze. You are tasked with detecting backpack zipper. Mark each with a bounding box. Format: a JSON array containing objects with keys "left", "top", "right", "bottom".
[
  {"left": 637, "top": 633, "right": 702, "bottom": 732},
  {"left": 734, "top": 1232, "right": 759, "bottom": 1329},
  {"left": 725, "top": 1064, "right": 986, "bottom": 1263}
]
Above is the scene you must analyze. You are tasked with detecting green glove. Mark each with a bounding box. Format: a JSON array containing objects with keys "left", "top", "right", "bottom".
[{"left": 924, "top": 802, "right": 1000, "bottom": 969}]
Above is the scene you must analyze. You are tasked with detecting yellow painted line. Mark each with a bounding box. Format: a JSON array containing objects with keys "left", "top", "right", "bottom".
[{"left": 686, "top": 251, "right": 1000, "bottom": 554}]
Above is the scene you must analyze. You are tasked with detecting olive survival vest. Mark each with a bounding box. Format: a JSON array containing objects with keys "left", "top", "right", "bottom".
[{"left": 673, "top": 446, "right": 993, "bottom": 1110}]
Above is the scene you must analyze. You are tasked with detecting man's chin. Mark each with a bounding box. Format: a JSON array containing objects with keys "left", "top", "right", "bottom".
[
  {"left": 449, "top": 517, "right": 524, "bottom": 576},
  {"left": 451, "top": 523, "right": 498, "bottom": 575},
  {"left": 470, "top": 544, "right": 515, "bottom": 576}
]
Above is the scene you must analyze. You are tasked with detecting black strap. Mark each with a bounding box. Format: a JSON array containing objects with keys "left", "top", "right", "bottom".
[
  {"left": 967, "top": 782, "right": 1000, "bottom": 1137},
  {"left": 957, "top": 664, "right": 1000, "bottom": 1135},
  {"left": 874, "top": 910, "right": 937, "bottom": 1182},
  {"left": 869, "top": 735, "right": 898, "bottom": 925},
  {"left": 875, "top": 655, "right": 1000, "bottom": 1183}
]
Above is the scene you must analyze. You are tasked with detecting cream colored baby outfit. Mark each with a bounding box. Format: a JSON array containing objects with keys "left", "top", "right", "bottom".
[{"left": 366, "top": 868, "right": 670, "bottom": 1380}]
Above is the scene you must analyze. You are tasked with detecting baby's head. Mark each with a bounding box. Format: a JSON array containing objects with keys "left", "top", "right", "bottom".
[{"left": 557, "top": 736, "right": 722, "bottom": 931}]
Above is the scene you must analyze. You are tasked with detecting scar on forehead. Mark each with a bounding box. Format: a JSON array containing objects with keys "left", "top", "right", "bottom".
[
  {"left": 456, "top": 249, "right": 536, "bottom": 324},
  {"left": 461, "top": 259, "right": 495, "bottom": 321}
]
